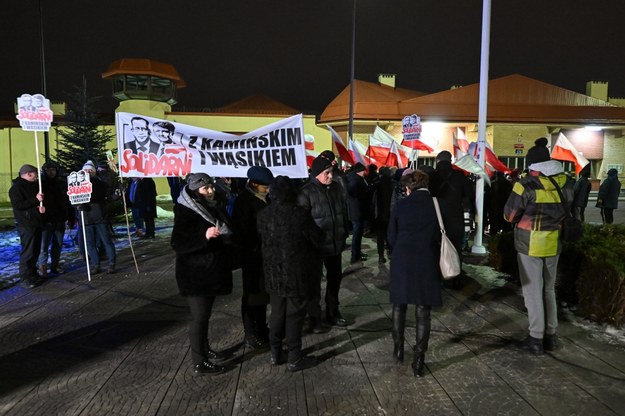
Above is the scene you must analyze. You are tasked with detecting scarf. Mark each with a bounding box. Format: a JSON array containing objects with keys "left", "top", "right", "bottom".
[
  {"left": 246, "top": 181, "right": 268, "bottom": 203},
  {"left": 177, "top": 187, "right": 232, "bottom": 235}
]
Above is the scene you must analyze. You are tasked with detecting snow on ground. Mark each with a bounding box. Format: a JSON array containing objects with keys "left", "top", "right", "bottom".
[{"left": 465, "top": 262, "right": 625, "bottom": 348}]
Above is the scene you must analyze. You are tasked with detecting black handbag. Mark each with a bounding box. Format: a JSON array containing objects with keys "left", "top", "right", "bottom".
[{"left": 547, "top": 176, "right": 583, "bottom": 242}]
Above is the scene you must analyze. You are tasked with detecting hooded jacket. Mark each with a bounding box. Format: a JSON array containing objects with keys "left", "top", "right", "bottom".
[{"left": 504, "top": 160, "right": 573, "bottom": 257}]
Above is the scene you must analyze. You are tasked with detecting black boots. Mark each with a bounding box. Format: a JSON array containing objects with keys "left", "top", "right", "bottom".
[
  {"left": 412, "top": 354, "right": 425, "bottom": 377},
  {"left": 392, "top": 305, "right": 406, "bottom": 363},
  {"left": 543, "top": 334, "right": 558, "bottom": 351},
  {"left": 413, "top": 305, "right": 431, "bottom": 378},
  {"left": 519, "top": 335, "right": 545, "bottom": 355}
]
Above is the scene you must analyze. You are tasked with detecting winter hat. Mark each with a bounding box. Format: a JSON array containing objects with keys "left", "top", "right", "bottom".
[
  {"left": 247, "top": 166, "right": 274, "bottom": 185},
  {"left": 19, "top": 164, "right": 37, "bottom": 175},
  {"left": 352, "top": 163, "right": 366, "bottom": 173},
  {"left": 319, "top": 150, "right": 336, "bottom": 162},
  {"left": 525, "top": 137, "right": 551, "bottom": 166},
  {"left": 311, "top": 154, "right": 335, "bottom": 177},
  {"left": 187, "top": 173, "right": 215, "bottom": 191},
  {"left": 436, "top": 150, "right": 452, "bottom": 163},
  {"left": 268, "top": 175, "right": 297, "bottom": 203},
  {"left": 82, "top": 160, "right": 97, "bottom": 172},
  {"left": 607, "top": 168, "right": 618, "bottom": 177},
  {"left": 42, "top": 161, "right": 58, "bottom": 170}
]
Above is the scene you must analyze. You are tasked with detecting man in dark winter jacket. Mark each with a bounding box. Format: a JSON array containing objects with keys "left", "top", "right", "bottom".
[
  {"left": 572, "top": 168, "right": 592, "bottom": 222},
  {"left": 597, "top": 168, "right": 622, "bottom": 224},
  {"left": 38, "top": 162, "right": 74, "bottom": 276},
  {"left": 9, "top": 164, "right": 46, "bottom": 287},
  {"left": 78, "top": 161, "right": 117, "bottom": 274},
  {"left": 297, "top": 153, "right": 349, "bottom": 330},
  {"left": 346, "top": 163, "right": 369, "bottom": 264},
  {"left": 430, "top": 151, "right": 472, "bottom": 281}
]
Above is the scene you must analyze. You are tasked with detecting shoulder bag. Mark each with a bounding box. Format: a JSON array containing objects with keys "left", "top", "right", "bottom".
[{"left": 433, "top": 197, "right": 461, "bottom": 279}]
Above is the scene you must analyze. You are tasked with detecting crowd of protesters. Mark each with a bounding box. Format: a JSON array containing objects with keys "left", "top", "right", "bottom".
[{"left": 8, "top": 138, "right": 621, "bottom": 376}]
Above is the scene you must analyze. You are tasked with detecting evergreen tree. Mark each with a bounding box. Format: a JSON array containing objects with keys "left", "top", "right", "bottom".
[{"left": 55, "top": 77, "right": 114, "bottom": 173}]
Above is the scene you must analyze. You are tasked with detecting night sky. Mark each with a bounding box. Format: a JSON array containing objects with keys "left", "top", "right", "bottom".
[{"left": 3, "top": 0, "right": 625, "bottom": 115}]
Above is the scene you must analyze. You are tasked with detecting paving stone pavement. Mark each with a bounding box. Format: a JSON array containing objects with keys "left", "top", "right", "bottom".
[{"left": 0, "top": 225, "right": 624, "bottom": 415}]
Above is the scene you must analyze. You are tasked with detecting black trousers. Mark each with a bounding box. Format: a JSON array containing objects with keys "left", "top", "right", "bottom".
[
  {"left": 17, "top": 226, "right": 42, "bottom": 279},
  {"left": 186, "top": 295, "right": 216, "bottom": 365},
  {"left": 269, "top": 295, "right": 307, "bottom": 363},
  {"left": 144, "top": 217, "right": 155, "bottom": 238},
  {"left": 376, "top": 220, "right": 389, "bottom": 257},
  {"left": 307, "top": 254, "right": 343, "bottom": 319}
]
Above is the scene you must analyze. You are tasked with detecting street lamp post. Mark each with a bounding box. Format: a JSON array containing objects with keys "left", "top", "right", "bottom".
[
  {"left": 348, "top": 0, "right": 356, "bottom": 142},
  {"left": 39, "top": 0, "right": 50, "bottom": 162}
]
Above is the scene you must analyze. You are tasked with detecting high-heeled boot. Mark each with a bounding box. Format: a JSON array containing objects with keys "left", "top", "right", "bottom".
[
  {"left": 412, "top": 305, "right": 431, "bottom": 377},
  {"left": 392, "top": 304, "right": 407, "bottom": 363}
]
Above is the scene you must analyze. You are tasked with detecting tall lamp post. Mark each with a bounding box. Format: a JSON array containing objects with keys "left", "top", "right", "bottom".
[
  {"left": 348, "top": 0, "right": 357, "bottom": 142},
  {"left": 39, "top": 0, "right": 50, "bottom": 162}
]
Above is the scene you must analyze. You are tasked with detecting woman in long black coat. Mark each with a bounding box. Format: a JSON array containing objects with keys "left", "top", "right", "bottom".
[
  {"left": 171, "top": 173, "right": 234, "bottom": 374},
  {"left": 232, "top": 166, "right": 274, "bottom": 350},
  {"left": 388, "top": 169, "right": 444, "bottom": 377},
  {"left": 257, "top": 176, "right": 323, "bottom": 371}
]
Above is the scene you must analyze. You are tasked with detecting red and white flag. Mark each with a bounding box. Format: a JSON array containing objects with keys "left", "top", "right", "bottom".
[
  {"left": 551, "top": 132, "right": 590, "bottom": 175},
  {"left": 349, "top": 139, "right": 368, "bottom": 166},
  {"left": 304, "top": 134, "right": 318, "bottom": 168},
  {"left": 326, "top": 125, "right": 354, "bottom": 165},
  {"left": 385, "top": 140, "right": 405, "bottom": 168},
  {"left": 367, "top": 135, "right": 391, "bottom": 167},
  {"left": 453, "top": 128, "right": 470, "bottom": 159},
  {"left": 453, "top": 154, "right": 490, "bottom": 185},
  {"left": 468, "top": 141, "right": 511, "bottom": 176}
]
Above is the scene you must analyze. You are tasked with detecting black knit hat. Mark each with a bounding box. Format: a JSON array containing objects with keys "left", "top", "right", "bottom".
[
  {"left": 247, "top": 166, "right": 274, "bottom": 185},
  {"left": 526, "top": 137, "right": 551, "bottom": 166},
  {"left": 311, "top": 154, "right": 335, "bottom": 177}
]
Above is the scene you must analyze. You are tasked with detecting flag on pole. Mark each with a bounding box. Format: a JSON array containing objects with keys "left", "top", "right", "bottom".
[
  {"left": 326, "top": 125, "right": 354, "bottom": 165},
  {"left": 453, "top": 154, "right": 490, "bottom": 186},
  {"left": 401, "top": 138, "right": 433, "bottom": 152},
  {"left": 453, "top": 128, "right": 469, "bottom": 159},
  {"left": 468, "top": 141, "right": 511, "bottom": 175},
  {"left": 367, "top": 135, "right": 391, "bottom": 167},
  {"left": 304, "top": 134, "right": 319, "bottom": 168},
  {"left": 349, "top": 139, "right": 368, "bottom": 166},
  {"left": 385, "top": 140, "right": 404, "bottom": 168},
  {"left": 551, "top": 132, "right": 590, "bottom": 175}
]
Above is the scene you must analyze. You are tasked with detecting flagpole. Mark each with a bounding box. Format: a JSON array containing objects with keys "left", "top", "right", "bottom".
[
  {"left": 471, "top": 0, "right": 491, "bottom": 255},
  {"left": 348, "top": 0, "right": 356, "bottom": 142}
]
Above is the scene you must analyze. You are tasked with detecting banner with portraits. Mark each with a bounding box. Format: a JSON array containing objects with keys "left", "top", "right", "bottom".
[{"left": 115, "top": 112, "right": 308, "bottom": 178}]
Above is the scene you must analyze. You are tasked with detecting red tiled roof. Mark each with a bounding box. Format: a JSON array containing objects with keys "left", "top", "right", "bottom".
[
  {"left": 319, "top": 80, "right": 427, "bottom": 122},
  {"left": 101, "top": 58, "right": 186, "bottom": 88},
  {"left": 213, "top": 94, "right": 299, "bottom": 115}
]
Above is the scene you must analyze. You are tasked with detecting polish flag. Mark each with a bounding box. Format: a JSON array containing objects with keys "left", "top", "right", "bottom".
[
  {"left": 304, "top": 134, "right": 318, "bottom": 168},
  {"left": 385, "top": 140, "right": 405, "bottom": 168},
  {"left": 326, "top": 125, "right": 354, "bottom": 165},
  {"left": 367, "top": 135, "right": 391, "bottom": 167},
  {"left": 453, "top": 128, "right": 470, "bottom": 159},
  {"left": 551, "top": 132, "right": 590, "bottom": 175},
  {"left": 468, "top": 141, "right": 511, "bottom": 176},
  {"left": 348, "top": 139, "right": 368, "bottom": 166},
  {"left": 453, "top": 154, "right": 490, "bottom": 185},
  {"left": 400, "top": 137, "right": 434, "bottom": 153}
]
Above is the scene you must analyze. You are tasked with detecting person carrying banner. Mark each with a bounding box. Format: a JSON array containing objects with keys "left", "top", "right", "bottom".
[
  {"left": 78, "top": 161, "right": 117, "bottom": 274},
  {"left": 38, "top": 161, "right": 74, "bottom": 276},
  {"left": 9, "top": 164, "right": 46, "bottom": 288},
  {"left": 171, "top": 173, "right": 234, "bottom": 374},
  {"left": 297, "top": 153, "right": 349, "bottom": 331},
  {"left": 232, "top": 166, "right": 274, "bottom": 350}
]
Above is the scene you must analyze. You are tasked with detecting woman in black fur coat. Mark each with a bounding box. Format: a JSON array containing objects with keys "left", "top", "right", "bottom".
[
  {"left": 171, "top": 173, "right": 234, "bottom": 374},
  {"left": 257, "top": 176, "right": 323, "bottom": 372}
]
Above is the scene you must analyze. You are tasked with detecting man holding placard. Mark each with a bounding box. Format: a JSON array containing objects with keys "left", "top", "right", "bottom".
[{"left": 9, "top": 164, "right": 46, "bottom": 288}]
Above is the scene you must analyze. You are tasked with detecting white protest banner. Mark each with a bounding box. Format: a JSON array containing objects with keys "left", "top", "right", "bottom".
[
  {"left": 16, "top": 93, "right": 53, "bottom": 132},
  {"left": 67, "top": 170, "right": 93, "bottom": 205},
  {"left": 115, "top": 113, "right": 308, "bottom": 178},
  {"left": 66, "top": 170, "right": 93, "bottom": 281},
  {"left": 401, "top": 114, "right": 422, "bottom": 141}
]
